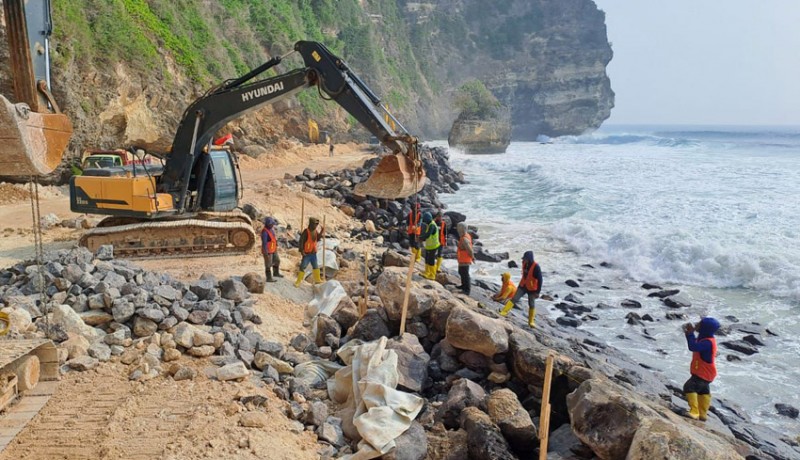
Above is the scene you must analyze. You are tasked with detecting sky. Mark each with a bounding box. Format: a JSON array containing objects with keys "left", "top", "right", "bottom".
[{"left": 592, "top": 0, "right": 800, "bottom": 126}]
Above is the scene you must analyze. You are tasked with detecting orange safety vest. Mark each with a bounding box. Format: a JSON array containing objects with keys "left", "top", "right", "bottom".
[
  {"left": 302, "top": 228, "right": 318, "bottom": 255},
  {"left": 498, "top": 280, "right": 517, "bottom": 301},
  {"left": 457, "top": 234, "right": 473, "bottom": 264},
  {"left": 690, "top": 337, "right": 717, "bottom": 382},
  {"left": 438, "top": 220, "right": 447, "bottom": 245},
  {"left": 520, "top": 262, "right": 540, "bottom": 291},
  {"left": 261, "top": 228, "right": 277, "bottom": 254},
  {"left": 407, "top": 210, "right": 421, "bottom": 235}
]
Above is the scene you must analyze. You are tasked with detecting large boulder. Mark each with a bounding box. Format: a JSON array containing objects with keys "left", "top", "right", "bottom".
[
  {"left": 385, "top": 333, "right": 430, "bottom": 392},
  {"left": 627, "top": 418, "right": 745, "bottom": 460},
  {"left": 376, "top": 268, "right": 437, "bottom": 320},
  {"left": 331, "top": 296, "right": 360, "bottom": 332},
  {"left": 486, "top": 389, "right": 537, "bottom": 454},
  {"left": 220, "top": 278, "right": 250, "bottom": 302},
  {"left": 460, "top": 407, "right": 517, "bottom": 460},
  {"left": 436, "top": 378, "right": 486, "bottom": 429},
  {"left": 445, "top": 305, "right": 508, "bottom": 357},
  {"left": 566, "top": 379, "right": 659, "bottom": 460},
  {"left": 351, "top": 308, "right": 391, "bottom": 342},
  {"left": 51, "top": 304, "right": 104, "bottom": 342},
  {"left": 448, "top": 118, "right": 512, "bottom": 155}
]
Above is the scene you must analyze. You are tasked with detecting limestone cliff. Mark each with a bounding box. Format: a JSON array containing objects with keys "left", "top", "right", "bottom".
[{"left": 448, "top": 118, "right": 512, "bottom": 154}]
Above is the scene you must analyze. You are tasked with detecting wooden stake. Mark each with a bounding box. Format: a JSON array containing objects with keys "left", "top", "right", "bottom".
[
  {"left": 539, "top": 353, "right": 555, "bottom": 460},
  {"left": 360, "top": 251, "right": 369, "bottom": 317},
  {"left": 398, "top": 249, "right": 415, "bottom": 335},
  {"left": 300, "top": 197, "right": 305, "bottom": 239},
  {"left": 321, "top": 215, "right": 327, "bottom": 281}
]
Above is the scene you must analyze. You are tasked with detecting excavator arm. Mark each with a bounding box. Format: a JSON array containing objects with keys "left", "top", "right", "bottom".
[{"left": 160, "top": 40, "right": 424, "bottom": 210}]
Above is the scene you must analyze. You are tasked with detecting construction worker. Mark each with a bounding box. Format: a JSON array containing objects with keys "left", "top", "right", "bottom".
[
  {"left": 682, "top": 317, "right": 720, "bottom": 421},
  {"left": 329, "top": 141, "right": 334, "bottom": 157},
  {"left": 492, "top": 273, "right": 517, "bottom": 303},
  {"left": 434, "top": 212, "right": 447, "bottom": 275},
  {"left": 295, "top": 217, "right": 325, "bottom": 287},
  {"left": 406, "top": 203, "right": 422, "bottom": 262},
  {"left": 260, "top": 217, "right": 282, "bottom": 282},
  {"left": 500, "top": 251, "right": 542, "bottom": 328},
  {"left": 455, "top": 222, "right": 474, "bottom": 294},
  {"left": 419, "top": 212, "right": 440, "bottom": 280}
]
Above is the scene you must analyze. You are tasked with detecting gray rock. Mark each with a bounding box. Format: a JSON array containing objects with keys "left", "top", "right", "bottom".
[
  {"left": 95, "top": 245, "right": 114, "bottom": 261},
  {"left": 461, "top": 407, "right": 516, "bottom": 460},
  {"left": 104, "top": 329, "right": 128, "bottom": 346},
  {"left": 386, "top": 333, "right": 430, "bottom": 392},
  {"left": 187, "top": 310, "right": 211, "bottom": 325},
  {"left": 216, "top": 362, "right": 250, "bottom": 381},
  {"left": 173, "top": 366, "right": 197, "bottom": 381},
  {"left": 138, "top": 308, "right": 165, "bottom": 323},
  {"left": 436, "top": 378, "right": 486, "bottom": 429},
  {"left": 775, "top": 403, "right": 799, "bottom": 419},
  {"left": 445, "top": 305, "right": 508, "bottom": 357},
  {"left": 351, "top": 309, "right": 390, "bottom": 342},
  {"left": 220, "top": 278, "right": 250, "bottom": 302},
  {"left": 112, "top": 299, "right": 135, "bottom": 323},
  {"left": 305, "top": 400, "right": 329, "bottom": 426},
  {"left": 87, "top": 342, "right": 112, "bottom": 362},
  {"left": 314, "top": 314, "right": 341, "bottom": 348},
  {"left": 68, "top": 355, "right": 99, "bottom": 371},
  {"left": 331, "top": 296, "right": 360, "bottom": 332},
  {"left": 241, "top": 272, "right": 265, "bottom": 294},
  {"left": 132, "top": 317, "right": 158, "bottom": 337},
  {"left": 376, "top": 268, "right": 437, "bottom": 320},
  {"left": 382, "top": 421, "right": 427, "bottom": 460},
  {"left": 189, "top": 279, "right": 216, "bottom": 300},
  {"left": 486, "top": 389, "right": 537, "bottom": 454},
  {"left": 317, "top": 416, "right": 345, "bottom": 447}
]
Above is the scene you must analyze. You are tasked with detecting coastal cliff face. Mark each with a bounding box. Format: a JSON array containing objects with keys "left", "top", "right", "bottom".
[
  {"left": 401, "top": 0, "right": 615, "bottom": 139},
  {"left": 0, "top": 0, "right": 613, "bottom": 162}
]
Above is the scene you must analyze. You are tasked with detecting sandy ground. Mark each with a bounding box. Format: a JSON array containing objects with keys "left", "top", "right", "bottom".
[{"left": 0, "top": 142, "right": 379, "bottom": 459}]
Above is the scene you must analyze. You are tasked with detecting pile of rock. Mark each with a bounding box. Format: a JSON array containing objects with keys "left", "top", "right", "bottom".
[
  {"left": 262, "top": 267, "right": 787, "bottom": 459},
  {"left": 0, "top": 246, "right": 282, "bottom": 382},
  {"left": 293, "top": 145, "right": 508, "bottom": 262}
]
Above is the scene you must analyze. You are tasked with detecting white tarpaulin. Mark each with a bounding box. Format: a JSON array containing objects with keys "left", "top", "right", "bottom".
[
  {"left": 328, "top": 337, "right": 424, "bottom": 459},
  {"left": 303, "top": 237, "right": 340, "bottom": 279},
  {"left": 306, "top": 280, "right": 347, "bottom": 328}
]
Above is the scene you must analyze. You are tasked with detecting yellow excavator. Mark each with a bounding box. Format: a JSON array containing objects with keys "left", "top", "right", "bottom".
[
  {"left": 70, "top": 41, "right": 425, "bottom": 258},
  {"left": 0, "top": 0, "right": 72, "bottom": 176}
]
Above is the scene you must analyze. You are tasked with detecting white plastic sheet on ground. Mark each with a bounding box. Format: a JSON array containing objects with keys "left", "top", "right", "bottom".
[
  {"left": 328, "top": 337, "right": 425, "bottom": 459},
  {"left": 303, "top": 237, "right": 340, "bottom": 279},
  {"left": 306, "top": 280, "right": 347, "bottom": 327}
]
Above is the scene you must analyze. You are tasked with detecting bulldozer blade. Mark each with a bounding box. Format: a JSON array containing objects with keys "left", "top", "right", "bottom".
[
  {"left": 354, "top": 153, "right": 426, "bottom": 199},
  {"left": 0, "top": 95, "right": 72, "bottom": 177}
]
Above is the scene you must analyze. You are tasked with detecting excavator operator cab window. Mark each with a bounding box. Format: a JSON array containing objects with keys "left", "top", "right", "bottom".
[{"left": 203, "top": 149, "right": 238, "bottom": 212}]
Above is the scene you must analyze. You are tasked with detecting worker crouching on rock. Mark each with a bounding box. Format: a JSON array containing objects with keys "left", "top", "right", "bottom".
[
  {"left": 420, "top": 212, "right": 440, "bottom": 280},
  {"left": 455, "top": 222, "right": 474, "bottom": 295},
  {"left": 492, "top": 272, "right": 517, "bottom": 303},
  {"left": 295, "top": 217, "right": 325, "bottom": 287},
  {"left": 500, "top": 251, "right": 542, "bottom": 328},
  {"left": 683, "top": 317, "right": 720, "bottom": 421},
  {"left": 261, "top": 217, "right": 282, "bottom": 282}
]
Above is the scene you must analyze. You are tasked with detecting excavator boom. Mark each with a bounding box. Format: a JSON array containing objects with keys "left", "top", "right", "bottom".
[{"left": 0, "top": 0, "right": 72, "bottom": 177}]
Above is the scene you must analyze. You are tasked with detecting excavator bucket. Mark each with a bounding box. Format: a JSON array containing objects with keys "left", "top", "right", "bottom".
[
  {"left": 0, "top": 95, "right": 72, "bottom": 176},
  {"left": 354, "top": 153, "right": 426, "bottom": 199}
]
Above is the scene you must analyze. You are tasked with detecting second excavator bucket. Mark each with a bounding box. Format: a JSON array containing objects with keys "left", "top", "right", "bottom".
[
  {"left": 354, "top": 153, "right": 426, "bottom": 199},
  {"left": 0, "top": 95, "right": 72, "bottom": 177}
]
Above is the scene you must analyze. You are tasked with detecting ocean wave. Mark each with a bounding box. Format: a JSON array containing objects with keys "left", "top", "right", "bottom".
[
  {"left": 551, "top": 220, "right": 800, "bottom": 300},
  {"left": 554, "top": 133, "right": 699, "bottom": 148}
]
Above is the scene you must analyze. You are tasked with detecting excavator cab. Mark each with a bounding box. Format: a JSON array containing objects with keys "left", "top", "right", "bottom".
[{"left": 0, "top": 0, "right": 72, "bottom": 177}]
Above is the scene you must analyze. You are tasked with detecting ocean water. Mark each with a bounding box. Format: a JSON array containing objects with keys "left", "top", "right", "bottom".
[{"left": 430, "top": 125, "right": 800, "bottom": 436}]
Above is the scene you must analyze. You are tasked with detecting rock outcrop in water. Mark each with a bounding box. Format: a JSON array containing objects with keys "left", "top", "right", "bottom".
[{"left": 448, "top": 118, "right": 512, "bottom": 154}]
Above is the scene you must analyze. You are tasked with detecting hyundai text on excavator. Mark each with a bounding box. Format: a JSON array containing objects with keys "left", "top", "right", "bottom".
[{"left": 69, "top": 41, "right": 426, "bottom": 258}]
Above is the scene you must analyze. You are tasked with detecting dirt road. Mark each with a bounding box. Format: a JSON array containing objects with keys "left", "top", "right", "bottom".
[{"left": 0, "top": 142, "right": 377, "bottom": 459}]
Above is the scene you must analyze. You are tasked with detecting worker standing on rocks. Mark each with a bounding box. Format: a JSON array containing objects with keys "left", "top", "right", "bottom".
[
  {"left": 682, "top": 317, "right": 720, "bottom": 421},
  {"left": 455, "top": 222, "right": 474, "bottom": 294},
  {"left": 295, "top": 217, "right": 325, "bottom": 287},
  {"left": 492, "top": 272, "right": 517, "bottom": 303},
  {"left": 434, "top": 211, "right": 447, "bottom": 276},
  {"left": 260, "top": 217, "right": 282, "bottom": 283},
  {"left": 406, "top": 203, "right": 422, "bottom": 262},
  {"left": 419, "top": 212, "right": 440, "bottom": 280},
  {"left": 500, "top": 251, "right": 542, "bottom": 328}
]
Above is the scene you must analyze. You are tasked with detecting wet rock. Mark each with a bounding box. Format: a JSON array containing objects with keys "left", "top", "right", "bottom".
[
  {"left": 647, "top": 289, "right": 680, "bottom": 298},
  {"left": 460, "top": 407, "right": 516, "bottom": 460},
  {"left": 565, "top": 279, "right": 580, "bottom": 288},
  {"left": 720, "top": 340, "right": 759, "bottom": 355},
  {"left": 742, "top": 334, "right": 765, "bottom": 347},
  {"left": 775, "top": 403, "right": 799, "bottom": 419},
  {"left": 557, "top": 316, "right": 581, "bottom": 328},
  {"left": 486, "top": 389, "right": 537, "bottom": 454},
  {"left": 665, "top": 312, "right": 688, "bottom": 320},
  {"left": 621, "top": 299, "right": 642, "bottom": 309},
  {"left": 445, "top": 305, "right": 508, "bottom": 357},
  {"left": 662, "top": 294, "right": 692, "bottom": 309},
  {"left": 641, "top": 283, "right": 661, "bottom": 290}
]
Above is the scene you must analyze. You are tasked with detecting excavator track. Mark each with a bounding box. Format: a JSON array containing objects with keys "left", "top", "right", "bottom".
[{"left": 79, "top": 212, "right": 256, "bottom": 259}]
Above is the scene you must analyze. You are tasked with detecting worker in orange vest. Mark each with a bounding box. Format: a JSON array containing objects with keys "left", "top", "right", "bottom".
[
  {"left": 434, "top": 212, "right": 447, "bottom": 275},
  {"left": 492, "top": 272, "right": 517, "bottom": 303},
  {"left": 500, "top": 251, "right": 542, "bottom": 327},
  {"left": 260, "top": 217, "right": 282, "bottom": 283},
  {"left": 406, "top": 203, "right": 422, "bottom": 262},
  {"left": 294, "top": 217, "right": 325, "bottom": 287},
  {"left": 455, "top": 222, "right": 474, "bottom": 294},
  {"left": 682, "top": 317, "right": 720, "bottom": 421}
]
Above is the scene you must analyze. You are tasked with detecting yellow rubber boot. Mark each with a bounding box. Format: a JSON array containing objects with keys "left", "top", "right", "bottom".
[
  {"left": 527, "top": 307, "right": 536, "bottom": 328},
  {"left": 434, "top": 257, "right": 443, "bottom": 275},
  {"left": 422, "top": 264, "right": 435, "bottom": 280},
  {"left": 312, "top": 268, "right": 323, "bottom": 284},
  {"left": 698, "top": 394, "right": 711, "bottom": 421},
  {"left": 685, "top": 393, "right": 700, "bottom": 420},
  {"left": 415, "top": 248, "right": 421, "bottom": 262},
  {"left": 294, "top": 271, "right": 305, "bottom": 288},
  {"left": 499, "top": 300, "right": 514, "bottom": 317}
]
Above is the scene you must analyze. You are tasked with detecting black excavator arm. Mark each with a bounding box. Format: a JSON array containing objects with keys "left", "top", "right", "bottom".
[{"left": 160, "top": 41, "right": 417, "bottom": 213}]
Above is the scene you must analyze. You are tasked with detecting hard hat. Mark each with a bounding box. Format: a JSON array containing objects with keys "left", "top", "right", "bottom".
[{"left": 501, "top": 272, "right": 511, "bottom": 281}]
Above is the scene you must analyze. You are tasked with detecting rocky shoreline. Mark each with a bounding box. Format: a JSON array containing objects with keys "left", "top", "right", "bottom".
[{"left": 1, "top": 146, "right": 798, "bottom": 459}]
